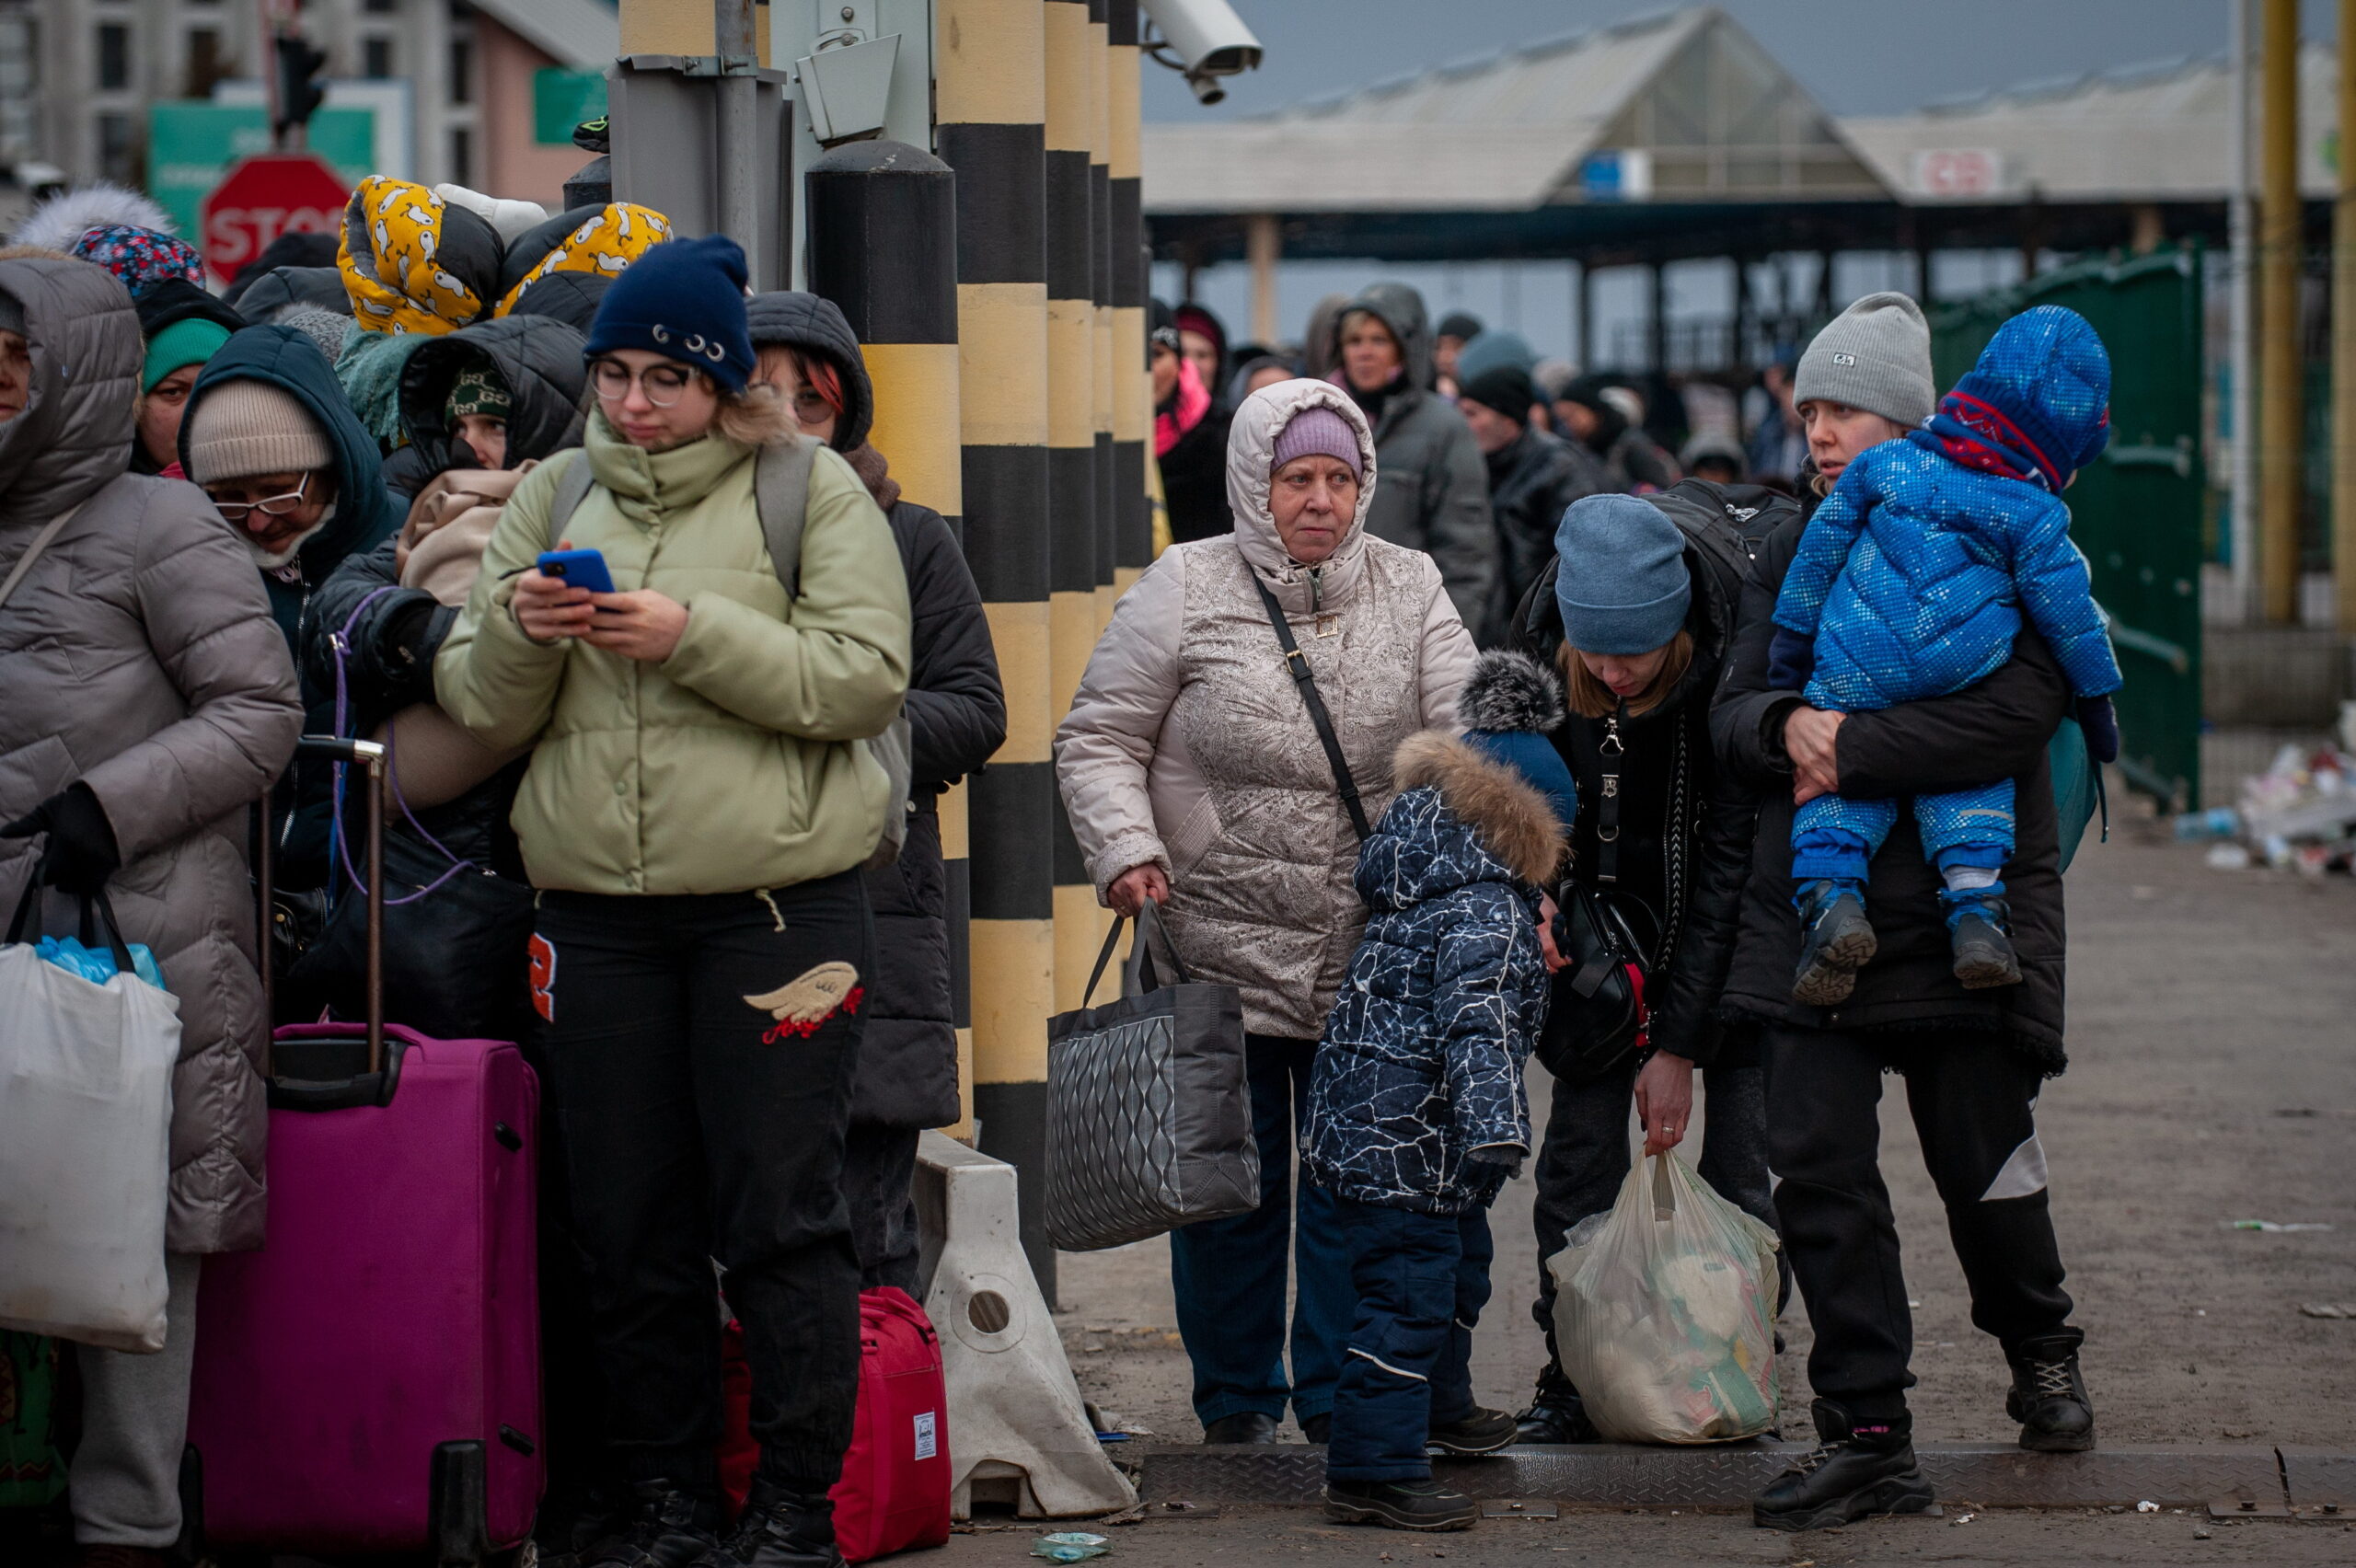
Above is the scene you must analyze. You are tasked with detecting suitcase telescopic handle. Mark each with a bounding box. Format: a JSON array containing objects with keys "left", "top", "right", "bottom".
[{"left": 256, "top": 736, "right": 388, "bottom": 1075}]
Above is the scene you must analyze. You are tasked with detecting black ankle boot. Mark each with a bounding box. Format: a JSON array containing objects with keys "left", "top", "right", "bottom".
[
  {"left": 1945, "top": 893, "right": 2023, "bottom": 989},
  {"left": 1791, "top": 882, "right": 1877, "bottom": 1005},
  {"left": 707, "top": 1479, "right": 844, "bottom": 1568},
  {"left": 579, "top": 1481, "right": 722, "bottom": 1568},
  {"left": 1752, "top": 1401, "right": 1934, "bottom": 1532},
  {"left": 1323, "top": 1477, "right": 1477, "bottom": 1531},
  {"left": 1202, "top": 1411, "right": 1280, "bottom": 1445},
  {"left": 2006, "top": 1337, "right": 2096, "bottom": 1453},
  {"left": 1514, "top": 1365, "right": 1599, "bottom": 1445},
  {"left": 1426, "top": 1405, "right": 1518, "bottom": 1457}
]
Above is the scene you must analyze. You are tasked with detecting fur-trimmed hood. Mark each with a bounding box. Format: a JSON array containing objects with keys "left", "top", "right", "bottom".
[
  {"left": 11, "top": 183, "right": 174, "bottom": 253},
  {"left": 1371, "top": 731, "right": 1569, "bottom": 903}
]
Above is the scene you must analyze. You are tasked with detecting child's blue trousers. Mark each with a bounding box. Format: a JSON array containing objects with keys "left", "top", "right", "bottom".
[
  {"left": 1792, "top": 778, "right": 2015, "bottom": 885},
  {"left": 1324, "top": 1194, "right": 1494, "bottom": 1482}
]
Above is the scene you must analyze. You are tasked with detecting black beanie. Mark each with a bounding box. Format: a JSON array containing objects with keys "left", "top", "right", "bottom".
[
  {"left": 1459, "top": 363, "right": 1536, "bottom": 424},
  {"left": 1437, "top": 311, "right": 1484, "bottom": 342}
]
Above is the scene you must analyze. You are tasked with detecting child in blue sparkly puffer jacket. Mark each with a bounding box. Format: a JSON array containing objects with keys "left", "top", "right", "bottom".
[{"left": 1767, "top": 306, "right": 2124, "bottom": 1005}]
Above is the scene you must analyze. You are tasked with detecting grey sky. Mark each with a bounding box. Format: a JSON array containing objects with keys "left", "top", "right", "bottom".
[{"left": 1141, "top": 0, "right": 2341, "bottom": 123}]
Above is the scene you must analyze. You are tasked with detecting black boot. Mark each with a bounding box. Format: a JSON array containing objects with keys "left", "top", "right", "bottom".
[
  {"left": 1299, "top": 1412, "right": 1332, "bottom": 1446},
  {"left": 1752, "top": 1401, "right": 1934, "bottom": 1532},
  {"left": 2006, "top": 1337, "right": 2096, "bottom": 1453},
  {"left": 1323, "top": 1478, "right": 1477, "bottom": 1531},
  {"left": 1944, "top": 892, "right": 2023, "bottom": 989},
  {"left": 705, "top": 1479, "right": 844, "bottom": 1568},
  {"left": 578, "top": 1481, "right": 722, "bottom": 1568},
  {"left": 1514, "top": 1364, "right": 1599, "bottom": 1444},
  {"left": 1790, "top": 882, "right": 1877, "bottom": 1005},
  {"left": 1201, "top": 1411, "right": 1280, "bottom": 1445},
  {"left": 1426, "top": 1406, "right": 1519, "bottom": 1457}
]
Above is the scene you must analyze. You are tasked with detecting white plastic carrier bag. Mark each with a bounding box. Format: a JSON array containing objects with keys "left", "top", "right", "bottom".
[
  {"left": 1549, "top": 1150, "right": 1782, "bottom": 1443},
  {"left": 0, "top": 887, "right": 180, "bottom": 1353}
]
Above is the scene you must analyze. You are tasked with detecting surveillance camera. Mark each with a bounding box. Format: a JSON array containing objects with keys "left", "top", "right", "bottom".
[
  {"left": 1141, "top": 0, "right": 1264, "bottom": 82},
  {"left": 1187, "top": 71, "right": 1227, "bottom": 107}
]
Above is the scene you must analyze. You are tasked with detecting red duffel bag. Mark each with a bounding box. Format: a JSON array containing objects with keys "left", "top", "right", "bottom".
[{"left": 722, "top": 1286, "right": 953, "bottom": 1562}]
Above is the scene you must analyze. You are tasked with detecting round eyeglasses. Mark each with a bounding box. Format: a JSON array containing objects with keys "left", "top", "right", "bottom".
[{"left": 591, "top": 358, "right": 697, "bottom": 408}]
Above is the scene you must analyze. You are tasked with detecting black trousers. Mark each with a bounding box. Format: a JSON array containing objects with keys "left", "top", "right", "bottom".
[
  {"left": 1528, "top": 1053, "right": 1780, "bottom": 1367},
  {"left": 534, "top": 876, "right": 871, "bottom": 1493},
  {"left": 839, "top": 1121, "right": 922, "bottom": 1294},
  {"left": 1761, "top": 1024, "right": 2079, "bottom": 1422}
]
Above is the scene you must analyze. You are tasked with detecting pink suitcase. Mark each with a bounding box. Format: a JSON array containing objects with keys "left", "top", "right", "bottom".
[{"left": 186, "top": 738, "right": 543, "bottom": 1562}]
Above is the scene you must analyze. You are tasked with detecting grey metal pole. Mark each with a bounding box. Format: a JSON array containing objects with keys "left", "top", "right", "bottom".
[
  {"left": 714, "top": 0, "right": 759, "bottom": 254},
  {"left": 2231, "top": 0, "right": 2260, "bottom": 626}
]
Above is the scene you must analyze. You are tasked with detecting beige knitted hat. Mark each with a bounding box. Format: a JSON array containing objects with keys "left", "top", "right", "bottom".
[{"left": 183, "top": 379, "right": 332, "bottom": 485}]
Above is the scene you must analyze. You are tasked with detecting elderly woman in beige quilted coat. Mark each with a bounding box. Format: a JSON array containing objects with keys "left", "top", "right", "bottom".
[{"left": 1057, "top": 376, "right": 1476, "bottom": 1447}]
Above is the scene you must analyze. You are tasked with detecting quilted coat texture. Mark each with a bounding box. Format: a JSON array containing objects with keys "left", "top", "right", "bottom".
[
  {"left": 1057, "top": 378, "right": 1478, "bottom": 1039},
  {"left": 0, "top": 258, "right": 303, "bottom": 1252},
  {"left": 1303, "top": 732, "right": 1559, "bottom": 1216},
  {"left": 1772, "top": 308, "right": 2123, "bottom": 714}
]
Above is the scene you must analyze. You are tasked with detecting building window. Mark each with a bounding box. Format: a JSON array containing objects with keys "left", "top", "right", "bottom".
[
  {"left": 96, "top": 111, "right": 137, "bottom": 184},
  {"left": 448, "top": 37, "right": 472, "bottom": 105},
  {"left": 186, "top": 28, "right": 229, "bottom": 98},
  {"left": 449, "top": 125, "right": 473, "bottom": 188},
  {"left": 96, "top": 23, "right": 130, "bottom": 91},
  {"left": 363, "top": 37, "right": 394, "bottom": 79}
]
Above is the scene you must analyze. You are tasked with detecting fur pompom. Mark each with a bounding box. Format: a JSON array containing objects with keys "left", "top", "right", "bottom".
[
  {"left": 1458, "top": 649, "right": 1564, "bottom": 734},
  {"left": 13, "top": 183, "right": 176, "bottom": 254}
]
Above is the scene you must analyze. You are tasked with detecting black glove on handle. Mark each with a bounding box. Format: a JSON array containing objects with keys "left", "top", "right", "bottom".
[
  {"left": 2075, "top": 695, "right": 2120, "bottom": 766},
  {"left": 2, "top": 782, "right": 123, "bottom": 895}
]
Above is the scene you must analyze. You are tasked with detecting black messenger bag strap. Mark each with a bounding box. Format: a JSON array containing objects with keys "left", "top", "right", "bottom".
[{"left": 1252, "top": 574, "right": 1371, "bottom": 842}]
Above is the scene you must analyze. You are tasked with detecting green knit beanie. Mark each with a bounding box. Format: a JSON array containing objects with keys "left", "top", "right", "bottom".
[{"left": 143, "top": 318, "right": 232, "bottom": 394}]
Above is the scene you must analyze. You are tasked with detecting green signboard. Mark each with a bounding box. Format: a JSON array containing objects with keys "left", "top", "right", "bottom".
[
  {"left": 146, "top": 102, "right": 375, "bottom": 239},
  {"left": 534, "top": 68, "right": 608, "bottom": 146}
]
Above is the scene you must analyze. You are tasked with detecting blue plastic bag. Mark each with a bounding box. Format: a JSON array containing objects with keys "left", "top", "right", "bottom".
[{"left": 34, "top": 933, "right": 165, "bottom": 991}]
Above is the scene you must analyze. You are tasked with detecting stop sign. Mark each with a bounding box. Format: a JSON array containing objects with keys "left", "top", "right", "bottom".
[{"left": 201, "top": 154, "right": 351, "bottom": 282}]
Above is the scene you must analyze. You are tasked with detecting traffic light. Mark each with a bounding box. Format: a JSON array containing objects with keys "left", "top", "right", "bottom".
[{"left": 272, "top": 31, "right": 329, "bottom": 142}]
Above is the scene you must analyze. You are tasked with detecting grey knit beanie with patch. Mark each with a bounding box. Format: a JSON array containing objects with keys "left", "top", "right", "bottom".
[{"left": 1794, "top": 291, "right": 1934, "bottom": 429}]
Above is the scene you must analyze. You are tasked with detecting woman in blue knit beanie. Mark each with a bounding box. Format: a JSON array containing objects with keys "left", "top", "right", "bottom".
[{"left": 437, "top": 232, "right": 915, "bottom": 1566}]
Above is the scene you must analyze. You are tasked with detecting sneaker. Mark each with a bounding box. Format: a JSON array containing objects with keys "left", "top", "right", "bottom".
[
  {"left": 578, "top": 1481, "right": 722, "bottom": 1568},
  {"left": 1752, "top": 1401, "right": 1934, "bottom": 1532},
  {"left": 1946, "top": 897, "right": 2023, "bottom": 989},
  {"left": 703, "top": 1479, "right": 844, "bottom": 1568},
  {"left": 1790, "top": 882, "right": 1877, "bottom": 1005},
  {"left": 1426, "top": 1405, "right": 1519, "bottom": 1457},
  {"left": 1323, "top": 1478, "right": 1478, "bottom": 1531},
  {"left": 2006, "top": 1337, "right": 2096, "bottom": 1453},
  {"left": 1514, "top": 1364, "right": 1600, "bottom": 1445}
]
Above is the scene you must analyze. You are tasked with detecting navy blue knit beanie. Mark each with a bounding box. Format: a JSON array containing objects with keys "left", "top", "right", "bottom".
[
  {"left": 1553, "top": 492, "right": 1691, "bottom": 655},
  {"left": 584, "top": 234, "right": 755, "bottom": 392},
  {"left": 1459, "top": 651, "right": 1578, "bottom": 838}
]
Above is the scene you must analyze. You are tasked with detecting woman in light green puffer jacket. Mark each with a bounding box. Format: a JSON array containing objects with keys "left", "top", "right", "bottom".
[{"left": 436, "top": 236, "right": 911, "bottom": 1567}]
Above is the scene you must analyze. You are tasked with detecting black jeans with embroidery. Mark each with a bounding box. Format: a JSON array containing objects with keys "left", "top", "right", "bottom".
[{"left": 533, "top": 875, "right": 872, "bottom": 1493}]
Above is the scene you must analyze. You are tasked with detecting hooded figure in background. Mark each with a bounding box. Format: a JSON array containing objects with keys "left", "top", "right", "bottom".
[
  {"left": 130, "top": 279, "right": 246, "bottom": 477},
  {"left": 1554, "top": 373, "right": 1680, "bottom": 494},
  {"left": 745, "top": 289, "right": 1007, "bottom": 1293},
  {"left": 378, "top": 313, "right": 590, "bottom": 499},
  {"left": 1456, "top": 361, "right": 1607, "bottom": 645},
  {"left": 181, "top": 324, "right": 405, "bottom": 888},
  {"left": 1153, "top": 297, "right": 1233, "bottom": 545},
  {"left": 1329, "top": 282, "right": 1496, "bottom": 631}
]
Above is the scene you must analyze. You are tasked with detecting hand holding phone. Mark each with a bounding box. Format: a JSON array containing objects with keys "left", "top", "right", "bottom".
[
  {"left": 514, "top": 541, "right": 605, "bottom": 641},
  {"left": 535, "top": 548, "right": 616, "bottom": 595}
]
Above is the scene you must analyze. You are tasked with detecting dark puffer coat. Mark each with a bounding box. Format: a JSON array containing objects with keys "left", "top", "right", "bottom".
[
  {"left": 1158, "top": 391, "right": 1232, "bottom": 546},
  {"left": 378, "top": 314, "right": 589, "bottom": 501},
  {"left": 1303, "top": 731, "right": 1560, "bottom": 1216},
  {"left": 1711, "top": 510, "right": 2073, "bottom": 1070},
  {"left": 1484, "top": 423, "right": 1606, "bottom": 645},
  {"left": 746, "top": 290, "right": 1008, "bottom": 1129}
]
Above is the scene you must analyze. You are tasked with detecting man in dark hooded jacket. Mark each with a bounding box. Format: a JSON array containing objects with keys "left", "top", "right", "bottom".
[
  {"left": 1457, "top": 362, "right": 1606, "bottom": 644},
  {"left": 377, "top": 314, "right": 590, "bottom": 499},
  {"left": 1331, "top": 282, "right": 1496, "bottom": 629},
  {"left": 1554, "top": 374, "right": 1680, "bottom": 494},
  {"left": 180, "top": 325, "right": 405, "bottom": 890}
]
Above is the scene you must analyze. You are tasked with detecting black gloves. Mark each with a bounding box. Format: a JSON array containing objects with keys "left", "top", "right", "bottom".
[
  {"left": 2, "top": 782, "right": 123, "bottom": 895},
  {"left": 383, "top": 597, "right": 439, "bottom": 670},
  {"left": 1767, "top": 626, "right": 1815, "bottom": 693},
  {"left": 2076, "top": 695, "right": 2120, "bottom": 765}
]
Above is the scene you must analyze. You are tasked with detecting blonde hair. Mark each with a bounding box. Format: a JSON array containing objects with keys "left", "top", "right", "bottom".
[
  {"left": 714, "top": 378, "right": 796, "bottom": 447},
  {"left": 1555, "top": 631, "right": 1694, "bottom": 721}
]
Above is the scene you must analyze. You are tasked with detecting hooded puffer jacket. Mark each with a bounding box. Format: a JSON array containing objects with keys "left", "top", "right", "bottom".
[
  {"left": 746, "top": 290, "right": 1006, "bottom": 1130},
  {"left": 1057, "top": 379, "right": 1478, "bottom": 1039},
  {"left": 1302, "top": 731, "right": 1558, "bottom": 1216},
  {"left": 1330, "top": 282, "right": 1496, "bottom": 632},
  {"left": 379, "top": 313, "right": 589, "bottom": 499},
  {"left": 0, "top": 259, "right": 303, "bottom": 1252}
]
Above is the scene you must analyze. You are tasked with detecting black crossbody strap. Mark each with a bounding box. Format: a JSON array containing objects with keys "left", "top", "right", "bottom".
[{"left": 1252, "top": 575, "right": 1370, "bottom": 842}]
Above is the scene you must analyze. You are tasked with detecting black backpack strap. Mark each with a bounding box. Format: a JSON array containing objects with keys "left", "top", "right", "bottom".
[{"left": 1252, "top": 574, "right": 1371, "bottom": 842}]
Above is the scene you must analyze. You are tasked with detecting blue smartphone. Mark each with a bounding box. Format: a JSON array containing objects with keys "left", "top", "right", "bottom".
[{"left": 536, "top": 548, "right": 616, "bottom": 595}]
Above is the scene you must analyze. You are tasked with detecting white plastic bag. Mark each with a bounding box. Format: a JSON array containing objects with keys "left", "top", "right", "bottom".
[
  {"left": 0, "top": 930, "right": 180, "bottom": 1353},
  {"left": 1549, "top": 1151, "right": 1781, "bottom": 1443}
]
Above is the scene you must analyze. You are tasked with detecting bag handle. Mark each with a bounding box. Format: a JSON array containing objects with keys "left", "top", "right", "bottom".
[
  {"left": 1078, "top": 898, "right": 1194, "bottom": 1009},
  {"left": 1251, "top": 575, "right": 1370, "bottom": 842},
  {"left": 1651, "top": 1151, "right": 1676, "bottom": 1221},
  {"left": 290, "top": 736, "right": 387, "bottom": 1075},
  {"left": 6, "top": 879, "right": 140, "bottom": 982}
]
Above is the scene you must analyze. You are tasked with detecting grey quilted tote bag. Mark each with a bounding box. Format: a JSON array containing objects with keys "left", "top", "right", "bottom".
[{"left": 1044, "top": 902, "right": 1259, "bottom": 1251}]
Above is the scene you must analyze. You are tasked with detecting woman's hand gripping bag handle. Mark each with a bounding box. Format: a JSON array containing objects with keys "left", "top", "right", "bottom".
[{"left": 1547, "top": 1151, "right": 1783, "bottom": 1443}]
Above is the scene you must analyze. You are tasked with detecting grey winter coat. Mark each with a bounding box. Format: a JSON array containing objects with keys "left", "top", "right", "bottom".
[
  {"left": 0, "top": 258, "right": 303, "bottom": 1254},
  {"left": 1056, "top": 380, "right": 1478, "bottom": 1040},
  {"left": 1332, "top": 282, "right": 1498, "bottom": 633}
]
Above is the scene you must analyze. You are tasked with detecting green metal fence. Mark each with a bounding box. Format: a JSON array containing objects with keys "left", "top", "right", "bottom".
[{"left": 1932, "top": 247, "right": 2205, "bottom": 810}]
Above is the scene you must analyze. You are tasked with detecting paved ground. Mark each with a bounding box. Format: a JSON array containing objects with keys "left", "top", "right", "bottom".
[{"left": 1045, "top": 806, "right": 2356, "bottom": 1561}]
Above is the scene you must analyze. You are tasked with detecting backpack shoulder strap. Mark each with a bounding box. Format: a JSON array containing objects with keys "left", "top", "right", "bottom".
[
  {"left": 753, "top": 435, "right": 821, "bottom": 597},
  {"left": 545, "top": 448, "right": 596, "bottom": 549}
]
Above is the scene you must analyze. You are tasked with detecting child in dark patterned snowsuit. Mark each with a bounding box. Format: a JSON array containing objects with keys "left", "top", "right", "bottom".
[
  {"left": 1768, "top": 306, "right": 2124, "bottom": 1004},
  {"left": 1303, "top": 650, "right": 1574, "bottom": 1533}
]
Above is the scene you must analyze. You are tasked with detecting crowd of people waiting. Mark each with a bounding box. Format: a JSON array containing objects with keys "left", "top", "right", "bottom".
[{"left": 0, "top": 167, "right": 2107, "bottom": 1563}]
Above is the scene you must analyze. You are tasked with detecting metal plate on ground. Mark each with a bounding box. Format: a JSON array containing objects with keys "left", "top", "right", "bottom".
[
  {"left": 2209, "top": 1497, "right": 2292, "bottom": 1519},
  {"left": 1135, "top": 1443, "right": 2293, "bottom": 1510},
  {"left": 2281, "top": 1447, "right": 2356, "bottom": 1509},
  {"left": 1481, "top": 1500, "right": 1559, "bottom": 1519}
]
